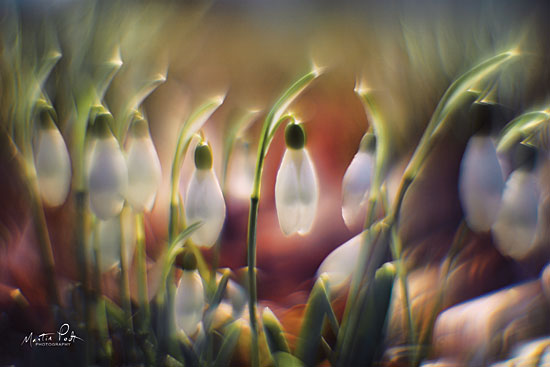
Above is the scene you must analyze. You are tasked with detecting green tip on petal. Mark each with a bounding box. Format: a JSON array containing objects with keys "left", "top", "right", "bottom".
[
  {"left": 130, "top": 118, "right": 149, "bottom": 138},
  {"left": 39, "top": 107, "right": 56, "bottom": 130},
  {"left": 194, "top": 143, "right": 213, "bottom": 170},
  {"left": 513, "top": 143, "right": 538, "bottom": 171},
  {"left": 359, "top": 132, "right": 376, "bottom": 152},
  {"left": 94, "top": 113, "right": 114, "bottom": 138},
  {"left": 181, "top": 250, "right": 198, "bottom": 271},
  {"left": 470, "top": 102, "right": 494, "bottom": 136},
  {"left": 285, "top": 123, "right": 306, "bottom": 150}
]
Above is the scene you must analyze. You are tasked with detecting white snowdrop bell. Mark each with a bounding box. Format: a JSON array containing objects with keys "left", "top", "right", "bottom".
[
  {"left": 34, "top": 109, "right": 72, "bottom": 207},
  {"left": 185, "top": 142, "right": 226, "bottom": 248},
  {"left": 317, "top": 230, "right": 364, "bottom": 290},
  {"left": 275, "top": 123, "right": 319, "bottom": 236},
  {"left": 174, "top": 253, "right": 205, "bottom": 336},
  {"left": 341, "top": 133, "right": 375, "bottom": 229},
  {"left": 492, "top": 167, "right": 541, "bottom": 260},
  {"left": 87, "top": 113, "right": 128, "bottom": 220},
  {"left": 125, "top": 118, "right": 162, "bottom": 212},
  {"left": 458, "top": 134, "right": 504, "bottom": 232}
]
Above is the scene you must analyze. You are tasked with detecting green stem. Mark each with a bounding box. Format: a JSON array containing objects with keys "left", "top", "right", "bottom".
[
  {"left": 118, "top": 209, "right": 136, "bottom": 361},
  {"left": 412, "top": 220, "right": 469, "bottom": 366},
  {"left": 389, "top": 225, "right": 416, "bottom": 359},
  {"left": 245, "top": 69, "right": 320, "bottom": 367},
  {"left": 92, "top": 219, "right": 113, "bottom": 362},
  {"left": 247, "top": 196, "right": 260, "bottom": 367},
  {"left": 23, "top": 163, "right": 61, "bottom": 308},
  {"left": 135, "top": 212, "right": 151, "bottom": 329}
]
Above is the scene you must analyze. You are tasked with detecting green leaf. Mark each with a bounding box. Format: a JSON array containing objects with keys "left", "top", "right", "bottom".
[
  {"left": 104, "top": 296, "right": 125, "bottom": 329},
  {"left": 273, "top": 352, "right": 305, "bottom": 367},
  {"left": 156, "top": 222, "right": 203, "bottom": 303},
  {"left": 335, "top": 262, "right": 396, "bottom": 367},
  {"left": 262, "top": 307, "right": 291, "bottom": 355},
  {"left": 213, "top": 320, "right": 242, "bottom": 367},
  {"left": 295, "top": 275, "right": 339, "bottom": 367},
  {"left": 355, "top": 91, "right": 391, "bottom": 191},
  {"left": 266, "top": 69, "right": 320, "bottom": 138},
  {"left": 404, "top": 49, "right": 519, "bottom": 180},
  {"left": 211, "top": 268, "right": 231, "bottom": 307},
  {"left": 497, "top": 110, "right": 549, "bottom": 152}
]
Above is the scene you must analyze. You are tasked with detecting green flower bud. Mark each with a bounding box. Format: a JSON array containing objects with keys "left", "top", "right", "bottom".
[
  {"left": 94, "top": 113, "right": 114, "bottom": 138},
  {"left": 39, "top": 107, "right": 56, "bottom": 130},
  {"left": 194, "top": 143, "right": 213, "bottom": 170},
  {"left": 181, "top": 251, "right": 198, "bottom": 271},
  {"left": 470, "top": 102, "right": 494, "bottom": 136},
  {"left": 513, "top": 143, "right": 537, "bottom": 172},
  {"left": 358, "top": 132, "right": 376, "bottom": 153},
  {"left": 130, "top": 118, "right": 149, "bottom": 138},
  {"left": 284, "top": 123, "right": 306, "bottom": 150}
]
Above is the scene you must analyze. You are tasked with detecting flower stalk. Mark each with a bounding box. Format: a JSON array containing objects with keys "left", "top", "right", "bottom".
[{"left": 246, "top": 68, "right": 321, "bottom": 367}]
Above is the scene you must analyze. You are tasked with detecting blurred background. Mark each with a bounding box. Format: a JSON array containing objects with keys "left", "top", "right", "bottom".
[{"left": 2, "top": 0, "right": 550, "bottom": 364}]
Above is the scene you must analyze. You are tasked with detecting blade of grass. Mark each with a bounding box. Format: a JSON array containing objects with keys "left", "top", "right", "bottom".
[
  {"left": 336, "top": 262, "right": 396, "bottom": 367},
  {"left": 213, "top": 320, "right": 243, "bottom": 367},
  {"left": 497, "top": 110, "right": 550, "bottom": 152},
  {"left": 295, "top": 275, "right": 339, "bottom": 367},
  {"left": 262, "top": 307, "right": 291, "bottom": 356}
]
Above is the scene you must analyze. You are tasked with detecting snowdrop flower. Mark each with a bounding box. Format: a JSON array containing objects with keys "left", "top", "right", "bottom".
[
  {"left": 492, "top": 148, "right": 541, "bottom": 260},
  {"left": 34, "top": 108, "right": 72, "bottom": 207},
  {"left": 87, "top": 113, "right": 128, "bottom": 220},
  {"left": 185, "top": 142, "right": 226, "bottom": 247},
  {"left": 125, "top": 118, "right": 162, "bottom": 212},
  {"left": 317, "top": 231, "right": 364, "bottom": 290},
  {"left": 341, "top": 132, "right": 375, "bottom": 229},
  {"left": 458, "top": 133, "right": 504, "bottom": 232},
  {"left": 174, "top": 252, "right": 205, "bottom": 336},
  {"left": 275, "top": 123, "right": 319, "bottom": 236}
]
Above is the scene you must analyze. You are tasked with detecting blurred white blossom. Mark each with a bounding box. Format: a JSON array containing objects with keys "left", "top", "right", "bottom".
[
  {"left": 459, "top": 134, "right": 504, "bottom": 232},
  {"left": 125, "top": 119, "right": 162, "bottom": 212},
  {"left": 317, "top": 231, "right": 363, "bottom": 290},
  {"left": 185, "top": 143, "right": 226, "bottom": 247},
  {"left": 34, "top": 114, "right": 72, "bottom": 207},
  {"left": 174, "top": 269, "right": 205, "bottom": 336},
  {"left": 341, "top": 133, "right": 375, "bottom": 229},
  {"left": 492, "top": 169, "right": 541, "bottom": 259},
  {"left": 87, "top": 115, "right": 128, "bottom": 220}
]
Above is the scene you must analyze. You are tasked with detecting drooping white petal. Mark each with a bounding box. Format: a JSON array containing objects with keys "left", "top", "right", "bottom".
[
  {"left": 275, "top": 148, "right": 319, "bottom": 236},
  {"left": 296, "top": 149, "right": 319, "bottom": 235},
  {"left": 275, "top": 149, "right": 301, "bottom": 235},
  {"left": 317, "top": 231, "right": 363, "bottom": 290},
  {"left": 458, "top": 135, "right": 504, "bottom": 232},
  {"left": 185, "top": 169, "right": 226, "bottom": 247},
  {"left": 87, "top": 136, "right": 128, "bottom": 220},
  {"left": 492, "top": 169, "right": 541, "bottom": 260},
  {"left": 34, "top": 128, "right": 72, "bottom": 207},
  {"left": 174, "top": 270, "right": 205, "bottom": 336},
  {"left": 126, "top": 136, "right": 162, "bottom": 211},
  {"left": 341, "top": 150, "right": 374, "bottom": 229}
]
